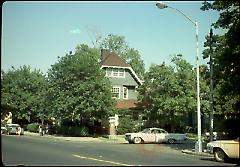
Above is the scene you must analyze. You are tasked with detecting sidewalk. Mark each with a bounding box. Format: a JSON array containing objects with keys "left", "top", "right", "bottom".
[
  {"left": 182, "top": 149, "right": 213, "bottom": 157},
  {"left": 24, "top": 131, "right": 127, "bottom": 143}
]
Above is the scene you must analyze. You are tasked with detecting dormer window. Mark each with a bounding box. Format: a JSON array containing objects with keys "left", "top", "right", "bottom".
[
  {"left": 106, "top": 68, "right": 125, "bottom": 78},
  {"left": 118, "top": 69, "right": 124, "bottom": 77},
  {"left": 113, "top": 68, "right": 118, "bottom": 77}
]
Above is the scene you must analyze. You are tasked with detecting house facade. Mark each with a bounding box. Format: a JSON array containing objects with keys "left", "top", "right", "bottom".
[{"left": 100, "top": 49, "right": 143, "bottom": 110}]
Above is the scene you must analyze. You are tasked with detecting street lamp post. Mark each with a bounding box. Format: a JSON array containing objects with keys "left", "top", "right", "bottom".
[{"left": 156, "top": 2, "right": 202, "bottom": 152}]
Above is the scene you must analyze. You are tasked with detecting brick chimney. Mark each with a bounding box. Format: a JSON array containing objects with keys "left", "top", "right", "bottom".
[{"left": 100, "top": 49, "right": 110, "bottom": 62}]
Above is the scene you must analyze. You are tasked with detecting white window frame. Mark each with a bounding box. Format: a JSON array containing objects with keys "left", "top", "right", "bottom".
[
  {"left": 106, "top": 68, "right": 112, "bottom": 77},
  {"left": 135, "top": 86, "right": 138, "bottom": 92},
  {"left": 112, "top": 68, "right": 119, "bottom": 77},
  {"left": 111, "top": 86, "right": 121, "bottom": 99},
  {"left": 123, "top": 87, "right": 128, "bottom": 99},
  {"left": 105, "top": 68, "right": 125, "bottom": 78},
  {"left": 118, "top": 68, "right": 125, "bottom": 77}
]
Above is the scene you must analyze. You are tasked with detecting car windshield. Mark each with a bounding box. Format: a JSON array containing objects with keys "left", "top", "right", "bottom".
[
  {"left": 7, "top": 124, "right": 19, "bottom": 127},
  {"left": 141, "top": 128, "right": 150, "bottom": 133},
  {"left": 234, "top": 137, "right": 239, "bottom": 142}
]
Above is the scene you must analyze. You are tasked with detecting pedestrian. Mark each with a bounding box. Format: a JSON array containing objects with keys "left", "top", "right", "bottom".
[
  {"left": 17, "top": 126, "right": 21, "bottom": 136},
  {"left": 46, "top": 124, "right": 49, "bottom": 135},
  {"left": 39, "top": 125, "right": 43, "bottom": 136}
]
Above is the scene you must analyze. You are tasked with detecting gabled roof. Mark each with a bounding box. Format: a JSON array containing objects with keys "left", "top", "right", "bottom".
[
  {"left": 100, "top": 49, "right": 143, "bottom": 85},
  {"left": 100, "top": 49, "right": 130, "bottom": 67}
]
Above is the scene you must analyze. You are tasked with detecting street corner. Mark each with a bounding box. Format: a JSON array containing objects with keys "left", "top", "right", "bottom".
[{"left": 181, "top": 149, "right": 213, "bottom": 157}]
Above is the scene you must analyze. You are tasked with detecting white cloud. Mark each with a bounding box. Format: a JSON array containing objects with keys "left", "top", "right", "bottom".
[{"left": 70, "top": 29, "right": 81, "bottom": 34}]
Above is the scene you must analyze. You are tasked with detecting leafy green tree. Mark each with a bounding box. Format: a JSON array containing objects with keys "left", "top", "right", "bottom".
[
  {"left": 1, "top": 65, "right": 47, "bottom": 123},
  {"left": 138, "top": 62, "right": 181, "bottom": 132},
  {"left": 138, "top": 55, "right": 210, "bottom": 132},
  {"left": 47, "top": 44, "right": 115, "bottom": 123},
  {"left": 117, "top": 116, "right": 137, "bottom": 134},
  {"left": 201, "top": 1, "right": 240, "bottom": 115},
  {"left": 122, "top": 48, "right": 145, "bottom": 80},
  {"left": 100, "top": 34, "right": 145, "bottom": 79},
  {"left": 101, "top": 34, "right": 128, "bottom": 56}
]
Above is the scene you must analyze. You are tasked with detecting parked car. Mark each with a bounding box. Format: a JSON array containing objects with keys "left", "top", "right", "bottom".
[
  {"left": 125, "top": 127, "right": 187, "bottom": 144},
  {"left": 4, "top": 124, "right": 24, "bottom": 135},
  {"left": 207, "top": 137, "right": 239, "bottom": 162},
  {"left": 1, "top": 126, "right": 8, "bottom": 134}
]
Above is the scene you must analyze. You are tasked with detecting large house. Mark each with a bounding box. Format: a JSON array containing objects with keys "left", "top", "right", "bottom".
[{"left": 100, "top": 49, "right": 143, "bottom": 110}]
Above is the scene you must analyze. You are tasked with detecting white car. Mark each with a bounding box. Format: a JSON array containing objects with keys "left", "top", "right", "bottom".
[
  {"left": 125, "top": 127, "right": 187, "bottom": 144},
  {"left": 207, "top": 137, "right": 239, "bottom": 162},
  {"left": 1, "top": 127, "right": 8, "bottom": 134},
  {"left": 4, "top": 124, "right": 24, "bottom": 135}
]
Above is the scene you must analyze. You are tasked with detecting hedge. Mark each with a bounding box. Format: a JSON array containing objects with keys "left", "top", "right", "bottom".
[
  {"left": 27, "top": 123, "right": 40, "bottom": 133},
  {"left": 53, "top": 125, "right": 89, "bottom": 137}
]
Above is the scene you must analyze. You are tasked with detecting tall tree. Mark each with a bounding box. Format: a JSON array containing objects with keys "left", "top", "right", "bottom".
[
  {"left": 47, "top": 44, "right": 115, "bottom": 123},
  {"left": 138, "top": 55, "right": 210, "bottom": 132},
  {"left": 100, "top": 34, "right": 145, "bottom": 79},
  {"left": 139, "top": 55, "right": 191, "bottom": 131},
  {"left": 1, "top": 66, "right": 47, "bottom": 123},
  {"left": 122, "top": 48, "right": 145, "bottom": 80},
  {"left": 101, "top": 34, "right": 128, "bottom": 56},
  {"left": 201, "top": 1, "right": 240, "bottom": 115}
]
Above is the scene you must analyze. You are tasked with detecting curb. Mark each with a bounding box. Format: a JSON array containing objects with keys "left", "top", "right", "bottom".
[
  {"left": 23, "top": 131, "right": 127, "bottom": 143},
  {"left": 182, "top": 149, "right": 213, "bottom": 157}
]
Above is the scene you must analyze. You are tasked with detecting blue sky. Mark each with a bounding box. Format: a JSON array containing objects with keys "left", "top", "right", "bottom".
[{"left": 2, "top": 1, "right": 223, "bottom": 74}]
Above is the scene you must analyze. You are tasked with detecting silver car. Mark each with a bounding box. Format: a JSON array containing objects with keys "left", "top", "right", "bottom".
[{"left": 5, "top": 124, "right": 24, "bottom": 135}]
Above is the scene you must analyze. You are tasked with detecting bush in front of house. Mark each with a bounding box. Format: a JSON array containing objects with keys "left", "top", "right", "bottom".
[
  {"left": 70, "top": 126, "right": 89, "bottom": 136},
  {"left": 117, "top": 116, "right": 137, "bottom": 135},
  {"left": 52, "top": 125, "right": 68, "bottom": 135},
  {"left": 52, "top": 125, "right": 89, "bottom": 136},
  {"left": 27, "top": 123, "right": 40, "bottom": 133}
]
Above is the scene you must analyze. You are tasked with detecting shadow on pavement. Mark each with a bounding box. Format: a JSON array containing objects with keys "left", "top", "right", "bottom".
[
  {"left": 200, "top": 157, "right": 240, "bottom": 165},
  {"left": 120, "top": 139, "right": 196, "bottom": 145},
  {"left": 161, "top": 139, "right": 208, "bottom": 151},
  {"left": 200, "top": 157, "right": 217, "bottom": 162},
  {"left": 119, "top": 139, "right": 203, "bottom": 150}
]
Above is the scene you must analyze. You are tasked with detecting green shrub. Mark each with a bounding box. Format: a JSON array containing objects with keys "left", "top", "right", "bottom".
[
  {"left": 69, "top": 126, "right": 89, "bottom": 136},
  {"left": 53, "top": 125, "right": 68, "bottom": 135},
  {"left": 27, "top": 123, "right": 39, "bottom": 132},
  {"left": 79, "top": 126, "right": 89, "bottom": 136},
  {"left": 117, "top": 116, "right": 137, "bottom": 135},
  {"left": 52, "top": 125, "right": 89, "bottom": 136}
]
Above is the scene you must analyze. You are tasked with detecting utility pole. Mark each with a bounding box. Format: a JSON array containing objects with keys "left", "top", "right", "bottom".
[{"left": 209, "top": 28, "right": 214, "bottom": 142}]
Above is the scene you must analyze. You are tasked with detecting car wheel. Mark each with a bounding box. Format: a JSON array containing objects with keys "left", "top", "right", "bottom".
[
  {"left": 168, "top": 138, "right": 176, "bottom": 144},
  {"left": 133, "top": 137, "right": 142, "bottom": 144},
  {"left": 214, "top": 148, "right": 227, "bottom": 162}
]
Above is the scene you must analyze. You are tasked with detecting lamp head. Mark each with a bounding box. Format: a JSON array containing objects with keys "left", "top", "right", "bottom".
[{"left": 156, "top": 2, "right": 168, "bottom": 9}]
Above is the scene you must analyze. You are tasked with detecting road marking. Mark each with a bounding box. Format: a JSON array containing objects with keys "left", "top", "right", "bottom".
[{"left": 72, "top": 154, "right": 131, "bottom": 166}]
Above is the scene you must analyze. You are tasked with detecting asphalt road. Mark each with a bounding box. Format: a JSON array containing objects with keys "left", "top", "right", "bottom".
[{"left": 1, "top": 135, "right": 238, "bottom": 166}]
